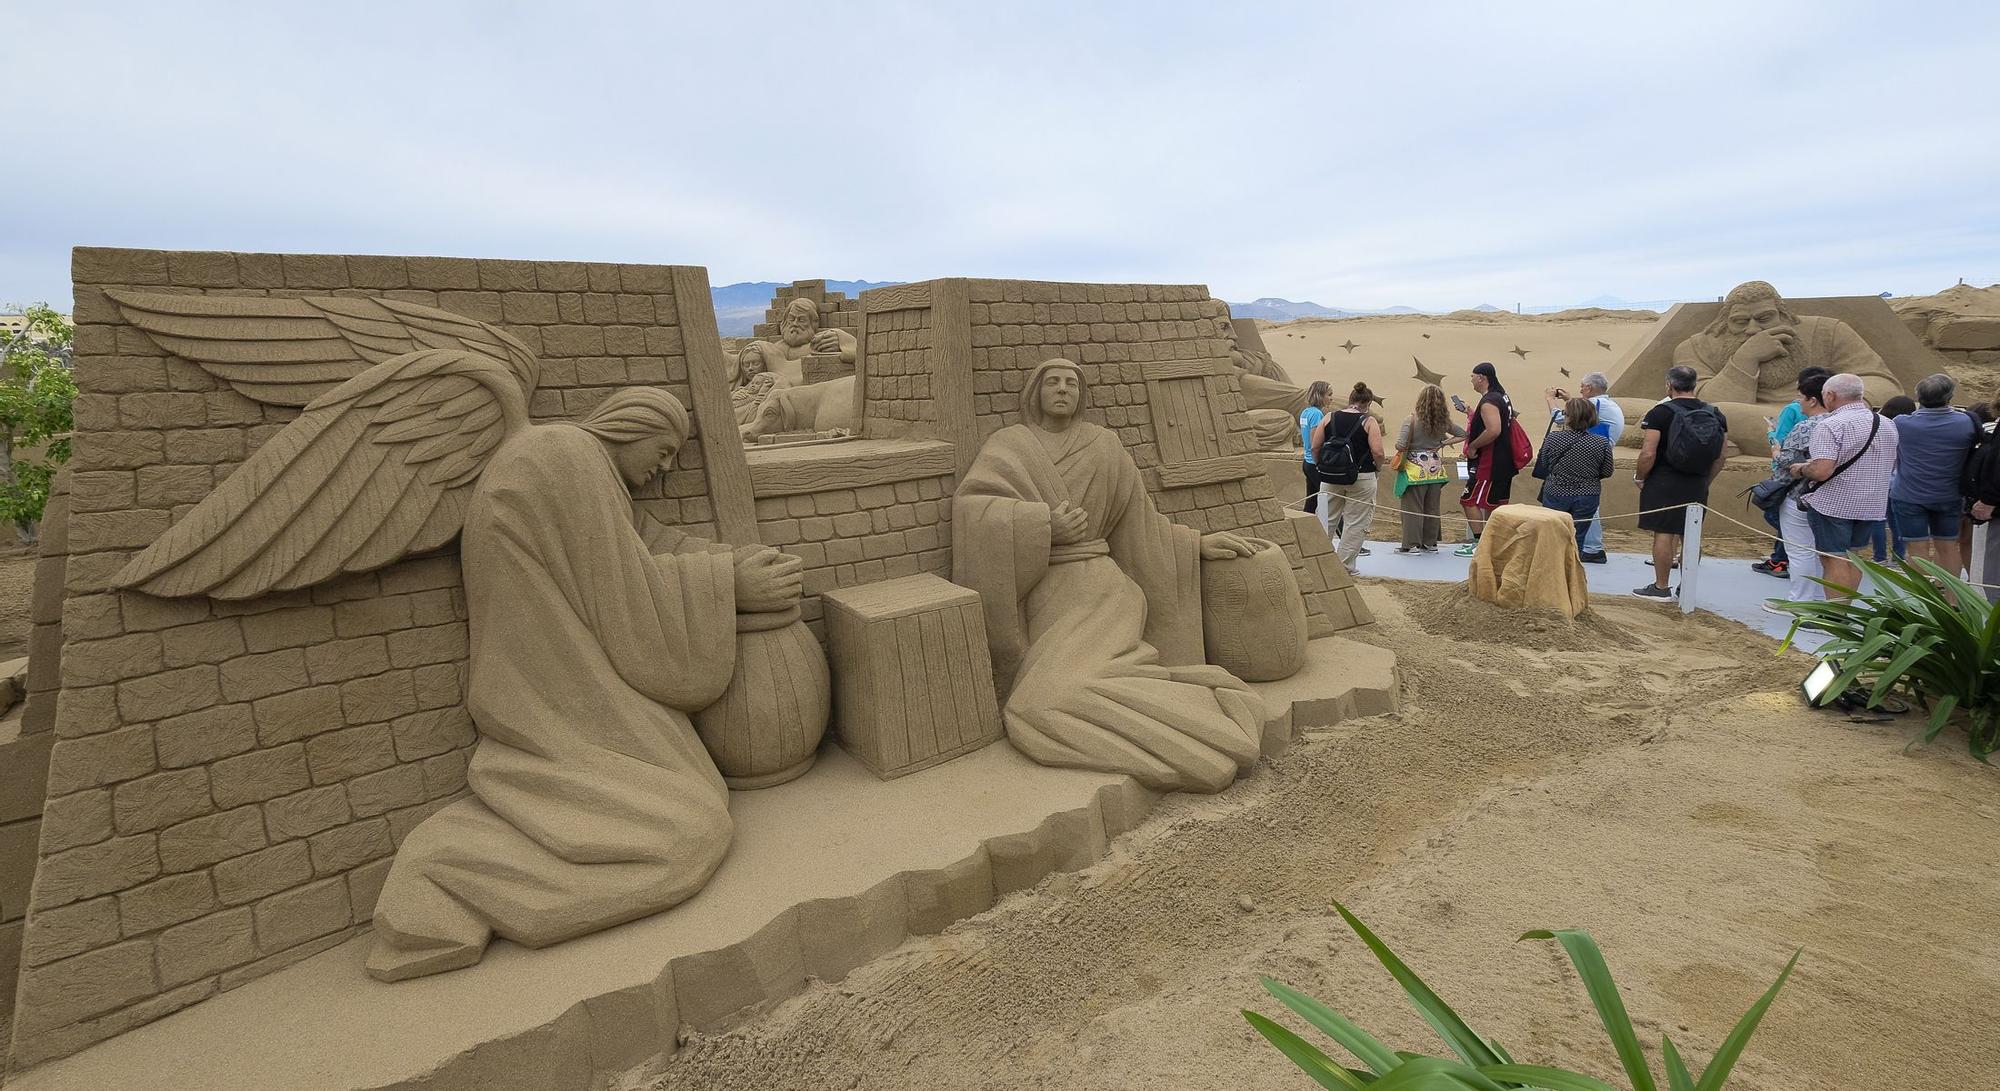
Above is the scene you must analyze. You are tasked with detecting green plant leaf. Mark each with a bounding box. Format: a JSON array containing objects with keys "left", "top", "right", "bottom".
[
  {"left": 1661, "top": 1036, "right": 1695, "bottom": 1091},
  {"left": 1334, "top": 901, "right": 1501, "bottom": 1067},
  {"left": 1519, "top": 930, "right": 1657, "bottom": 1091},
  {"left": 1690, "top": 949, "right": 1800, "bottom": 1091},
  {"left": 1477, "top": 1063, "right": 1622, "bottom": 1091},
  {"left": 1261, "top": 976, "right": 1402, "bottom": 1076},
  {"left": 1244, "top": 1010, "right": 1372, "bottom": 1089},
  {"left": 1369, "top": 1056, "right": 1503, "bottom": 1090}
]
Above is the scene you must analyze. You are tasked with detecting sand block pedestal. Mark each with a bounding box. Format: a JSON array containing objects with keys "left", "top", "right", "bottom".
[
  {"left": 1468, "top": 504, "right": 1589, "bottom": 618},
  {"left": 823, "top": 574, "right": 1003, "bottom": 779},
  {"left": 7, "top": 635, "right": 1396, "bottom": 1091}
]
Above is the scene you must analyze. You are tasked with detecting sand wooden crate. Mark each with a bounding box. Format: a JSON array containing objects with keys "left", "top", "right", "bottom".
[{"left": 822, "top": 574, "right": 1003, "bottom": 779}]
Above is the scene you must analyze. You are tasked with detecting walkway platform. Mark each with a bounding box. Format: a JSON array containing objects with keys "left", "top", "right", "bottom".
[{"left": 11, "top": 636, "right": 1398, "bottom": 1091}]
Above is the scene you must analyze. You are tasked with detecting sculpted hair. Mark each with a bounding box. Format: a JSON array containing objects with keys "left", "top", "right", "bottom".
[
  {"left": 1564, "top": 397, "right": 1598, "bottom": 432},
  {"left": 784, "top": 297, "right": 819, "bottom": 323},
  {"left": 1665, "top": 364, "right": 1698, "bottom": 394},
  {"left": 1704, "top": 280, "right": 1796, "bottom": 338},
  {"left": 1022, "top": 358, "right": 1088, "bottom": 428},
  {"left": 579, "top": 387, "right": 691, "bottom": 447},
  {"left": 1415, "top": 383, "right": 1449, "bottom": 435},
  {"left": 1915, "top": 372, "right": 1955, "bottom": 408}
]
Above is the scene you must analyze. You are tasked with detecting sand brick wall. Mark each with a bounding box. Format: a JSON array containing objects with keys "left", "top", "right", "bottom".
[
  {"left": 753, "top": 472, "right": 954, "bottom": 639},
  {"left": 859, "top": 294, "right": 938, "bottom": 431},
  {"left": 5, "top": 249, "right": 727, "bottom": 1070},
  {"left": 857, "top": 278, "right": 1354, "bottom": 635}
]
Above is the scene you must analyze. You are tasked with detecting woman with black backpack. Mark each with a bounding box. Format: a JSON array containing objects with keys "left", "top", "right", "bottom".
[{"left": 1311, "top": 382, "right": 1386, "bottom": 572}]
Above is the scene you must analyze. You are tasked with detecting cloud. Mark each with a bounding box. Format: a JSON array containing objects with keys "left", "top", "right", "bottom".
[{"left": 5, "top": 1, "right": 1997, "bottom": 312}]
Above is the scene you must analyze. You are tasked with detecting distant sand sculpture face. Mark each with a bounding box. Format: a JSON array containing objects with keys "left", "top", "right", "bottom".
[
  {"left": 1598, "top": 279, "right": 1909, "bottom": 457},
  {"left": 1678, "top": 281, "right": 1902, "bottom": 406}
]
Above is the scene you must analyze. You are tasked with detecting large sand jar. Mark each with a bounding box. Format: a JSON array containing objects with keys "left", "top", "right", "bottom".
[
  {"left": 693, "top": 606, "right": 831, "bottom": 789},
  {"left": 1199, "top": 537, "right": 1308, "bottom": 682}
]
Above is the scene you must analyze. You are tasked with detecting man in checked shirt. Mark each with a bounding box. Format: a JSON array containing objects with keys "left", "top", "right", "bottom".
[{"left": 1790, "top": 372, "right": 1900, "bottom": 600}]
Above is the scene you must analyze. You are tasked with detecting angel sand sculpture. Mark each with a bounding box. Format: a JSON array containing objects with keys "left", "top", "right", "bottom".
[
  {"left": 104, "top": 291, "right": 813, "bottom": 982},
  {"left": 1615, "top": 280, "right": 1903, "bottom": 457},
  {"left": 953, "top": 359, "right": 1270, "bottom": 793}
]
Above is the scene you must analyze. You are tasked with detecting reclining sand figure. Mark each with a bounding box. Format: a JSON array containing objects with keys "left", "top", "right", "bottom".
[
  {"left": 953, "top": 359, "right": 1266, "bottom": 793},
  {"left": 736, "top": 296, "right": 856, "bottom": 386}
]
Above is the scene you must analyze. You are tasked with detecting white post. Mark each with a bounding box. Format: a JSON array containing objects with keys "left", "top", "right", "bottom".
[
  {"left": 1680, "top": 504, "right": 1704, "bottom": 615},
  {"left": 1972, "top": 520, "right": 1994, "bottom": 599}
]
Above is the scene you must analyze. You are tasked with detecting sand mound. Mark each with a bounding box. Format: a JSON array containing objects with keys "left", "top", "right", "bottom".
[{"left": 639, "top": 581, "right": 1997, "bottom": 1091}]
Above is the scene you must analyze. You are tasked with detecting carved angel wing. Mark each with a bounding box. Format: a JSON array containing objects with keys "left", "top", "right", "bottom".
[
  {"left": 114, "top": 349, "right": 529, "bottom": 599},
  {"left": 104, "top": 290, "right": 538, "bottom": 407}
]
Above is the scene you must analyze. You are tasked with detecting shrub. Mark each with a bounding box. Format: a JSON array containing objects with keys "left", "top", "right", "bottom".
[
  {"left": 0, "top": 304, "right": 76, "bottom": 542},
  {"left": 1777, "top": 556, "right": 2000, "bottom": 760},
  {"left": 1244, "top": 901, "right": 1798, "bottom": 1090}
]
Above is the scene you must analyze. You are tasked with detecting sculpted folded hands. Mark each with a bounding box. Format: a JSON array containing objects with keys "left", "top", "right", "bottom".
[{"left": 731, "top": 544, "right": 804, "bottom": 612}]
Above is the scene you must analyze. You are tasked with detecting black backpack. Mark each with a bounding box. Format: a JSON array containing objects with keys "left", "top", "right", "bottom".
[
  {"left": 1964, "top": 421, "right": 2000, "bottom": 515},
  {"left": 1661, "top": 400, "right": 1726, "bottom": 473},
  {"left": 1316, "top": 413, "right": 1364, "bottom": 486}
]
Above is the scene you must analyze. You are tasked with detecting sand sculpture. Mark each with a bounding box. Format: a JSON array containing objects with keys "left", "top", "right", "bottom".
[
  {"left": 9, "top": 255, "right": 1375, "bottom": 1079},
  {"left": 87, "top": 293, "right": 822, "bottom": 981},
  {"left": 736, "top": 296, "right": 856, "bottom": 387},
  {"left": 1607, "top": 281, "right": 1914, "bottom": 456},
  {"left": 953, "top": 359, "right": 1273, "bottom": 793},
  {"left": 733, "top": 297, "right": 861, "bottom": 442},
  {"left": 1224, "top": 317, "right": 1312, "bottom": 452},
  {"left": 1466, "top": 505, "right": 1589, "bottom": 618}
]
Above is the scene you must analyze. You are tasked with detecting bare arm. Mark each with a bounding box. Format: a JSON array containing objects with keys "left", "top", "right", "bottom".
[
  {"left": 1468, "top": 403, "right": 1503, "bottom": 451},
  {"left": 1366, "top": 417, "right": 1385, "bottom": 462},
  {"left": 1636, "top": 430, "right": 1660, "bottom": 480}
]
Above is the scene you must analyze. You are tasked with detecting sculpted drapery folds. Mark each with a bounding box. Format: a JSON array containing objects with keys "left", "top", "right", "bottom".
[
  {"left": 104, "top": 293, "right": 804, "bottom": 981},
  {"left": 953, "top": 359, "right": 1266, "bottom": 793}
]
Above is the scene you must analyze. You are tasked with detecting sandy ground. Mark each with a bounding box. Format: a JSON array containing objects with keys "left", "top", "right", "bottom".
[
  {"left": 0, "top": 543, "right": 37, "bottom": 661},
  {"left": 644, "top": 581, "right": 1999, "bottom": 1091}
]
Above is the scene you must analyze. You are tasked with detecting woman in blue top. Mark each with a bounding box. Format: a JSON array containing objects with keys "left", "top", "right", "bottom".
[{"left": 1298, "top": 381, "right": 1333, "bottom": 523}]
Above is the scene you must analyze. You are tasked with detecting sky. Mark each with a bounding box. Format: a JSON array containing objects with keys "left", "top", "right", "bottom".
[{"left": 5, "top": 1, "right": 1998, "bottom": 313}]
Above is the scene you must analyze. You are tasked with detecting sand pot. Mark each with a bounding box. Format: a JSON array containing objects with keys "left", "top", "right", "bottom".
[
  {"left": 694, "top": 605, "right": 831, "bottom": 788},
  {"left": 1200, "top": 537, "right": 1308, "bottom": 681}
]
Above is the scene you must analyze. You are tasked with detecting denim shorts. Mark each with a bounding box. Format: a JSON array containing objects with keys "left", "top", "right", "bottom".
[
  {"left": 1805, "top": 507, "right": 1881, "bottom": 555},
  {"left": 1889, "top": 498, "right": 1962, "bottom": 541}
]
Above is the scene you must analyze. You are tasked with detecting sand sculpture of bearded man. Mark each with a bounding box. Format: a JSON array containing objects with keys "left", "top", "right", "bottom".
[
  {"left": 1618, "top": 280, "right": 1904, "bottom": 456},
  {"left": 736, "top": 296, "right": 857, "bottom": 387},
  {"left": 953, "top": 359, "right": 1267, "bottom": 793},
  {"left": 367, "top": 389, "right": 804, "bottom": 980}
]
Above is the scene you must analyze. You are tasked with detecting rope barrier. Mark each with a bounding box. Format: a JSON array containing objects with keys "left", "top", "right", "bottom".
[{"left": 1281, "top": 485, "right": 2000, "bottom": 593}]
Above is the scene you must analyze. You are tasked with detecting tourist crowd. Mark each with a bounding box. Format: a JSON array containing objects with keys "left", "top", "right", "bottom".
[{"left": 1296, "top": 360, "right": 2000, "bottom": 606}]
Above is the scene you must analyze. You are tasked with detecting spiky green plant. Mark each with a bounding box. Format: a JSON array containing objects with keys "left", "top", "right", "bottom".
[
  {"left": 1243, "top": 901, "right": 1798, "bottom": 1090},
  {"left": 1776, "top": 555, "right": 2000, "bottom": 760}
]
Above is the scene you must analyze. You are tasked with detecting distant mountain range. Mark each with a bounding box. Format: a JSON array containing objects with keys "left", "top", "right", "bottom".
[
  {"left": 713, "top": 285, "right": 1681, "bottom": 335},
  {"left": 711, "top": 280, "right": 901, "bottom": 336},
  {"left": 1226, "top": 294, "right": 1687, "bottom": 320}
]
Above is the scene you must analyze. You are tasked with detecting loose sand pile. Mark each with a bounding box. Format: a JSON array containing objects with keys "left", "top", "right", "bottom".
[{"left": 643, "top": 581, "right": 1998, "bottom": 1091}]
